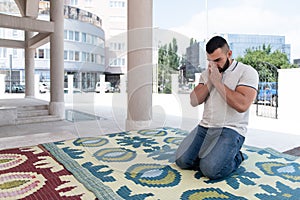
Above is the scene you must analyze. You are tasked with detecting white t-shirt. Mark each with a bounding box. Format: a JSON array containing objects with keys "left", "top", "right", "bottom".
[{"left": 199, "top": 60, "right": 259, "bottom": 136}]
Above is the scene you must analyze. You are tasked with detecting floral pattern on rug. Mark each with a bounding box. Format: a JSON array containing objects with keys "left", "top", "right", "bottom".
[{"left": 0, "top": 146, "right": 96, "bottom": 200}]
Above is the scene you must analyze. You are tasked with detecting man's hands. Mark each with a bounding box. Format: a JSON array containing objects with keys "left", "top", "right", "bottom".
[
  {"left": 208, "top": 62, "right": 222, "bottom": 87},
  {"left": 207, "top": 62, "right": 257, "bottom": 113},
  {"left": 189, "top": 62, "right": 220, "bottom": 107}
]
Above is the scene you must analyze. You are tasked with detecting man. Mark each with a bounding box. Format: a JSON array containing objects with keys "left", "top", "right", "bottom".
[{"left": 175, "top": 36, "right": 259, "bottom": 180}]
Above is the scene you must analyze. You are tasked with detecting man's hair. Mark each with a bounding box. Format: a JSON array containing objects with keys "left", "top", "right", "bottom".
[{"left": 206, "top": 36, "right": 229, "bottom": 54}]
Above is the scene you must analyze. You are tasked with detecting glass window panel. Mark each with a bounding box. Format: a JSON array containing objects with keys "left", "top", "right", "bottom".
[{"left": 75, "top": 51, "right": 80, "bottom": 61}]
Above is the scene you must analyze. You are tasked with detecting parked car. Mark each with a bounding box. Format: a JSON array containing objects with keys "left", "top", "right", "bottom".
[
  {"left": 64, "top": 88, "right": 82, "bottom": 94},
  {"left": 10, "top": 84, "right": 25, "bottom": 93},
  {"left": 39, "top": 82, "right": 50, "bottom": 93},
  {"left": 95, "top": 82, "right": 113, "bottom": 93},
  {"left": 256, "top": 82, "right": 278, "bottom": 106}
]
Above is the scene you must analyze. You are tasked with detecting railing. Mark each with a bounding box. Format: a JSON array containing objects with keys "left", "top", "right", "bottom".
[
  {"left": 256, "top": 62, "right": 278, "bottom": 119},
  {"left": 38, "top": 2, "right": 102, "bottom": 28}
]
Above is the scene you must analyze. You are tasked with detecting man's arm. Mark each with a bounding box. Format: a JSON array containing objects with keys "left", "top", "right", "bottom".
[
  {"left": 214, "top": 83, "right": 257, "bottom": 113},
  {"left": 209, "top": 64, "right": 257, "bottom": 112},
  {"left": 190, "top": 81, "right": 212, "bottom": 107}
]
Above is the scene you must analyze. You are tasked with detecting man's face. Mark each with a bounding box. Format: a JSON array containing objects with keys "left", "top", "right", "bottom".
[{"left": 207, "top": 48, "right": 231, "bottom": 72}]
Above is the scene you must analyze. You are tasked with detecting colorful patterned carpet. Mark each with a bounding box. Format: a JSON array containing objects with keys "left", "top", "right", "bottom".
[{"left": 1, "top": 127, "right": 300, "bottom": 199}]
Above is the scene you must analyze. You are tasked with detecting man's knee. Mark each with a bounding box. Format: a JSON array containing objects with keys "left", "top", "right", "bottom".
[
  {"left": 200, "top": 160, "right": 228, "bottom": 180},
  {"left": 175, "top": 155, "right": 200, "bottom": 170},
  {"left": 175, "top": 157, "right": 190, "bottom": 169}
]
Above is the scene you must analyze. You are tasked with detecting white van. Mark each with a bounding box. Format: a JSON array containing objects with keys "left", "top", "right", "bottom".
[{"left": 95, "top": 82, "right": 112, "bottom": 93}]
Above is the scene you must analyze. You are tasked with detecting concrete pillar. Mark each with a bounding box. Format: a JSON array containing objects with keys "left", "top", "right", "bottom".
[
  {"left": 25, "top": 31, "right": 35, "bottom": 98},
  {"left": 126, "top": 0, "right": 153, "bottom": 131},
  {"left": 49, "top": 0, "right": 65, "bottom": 118}
]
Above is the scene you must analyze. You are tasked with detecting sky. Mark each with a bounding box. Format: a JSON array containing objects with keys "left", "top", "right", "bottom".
[{"left": 153, "top": 0, "right": 300, "bottom": 61}]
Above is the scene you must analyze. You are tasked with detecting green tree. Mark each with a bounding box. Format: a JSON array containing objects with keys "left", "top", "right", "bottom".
[
  {"left": 236, "top": 44, "right": 298, "bottom": 82},
  {"left": 157, "top": 38, "right": 181, "bottom": 93}
]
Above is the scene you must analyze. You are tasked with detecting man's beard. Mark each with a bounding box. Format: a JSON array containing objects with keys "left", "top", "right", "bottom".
[{"left": 218, "top": 58, "right": 230, "bottom": 73}]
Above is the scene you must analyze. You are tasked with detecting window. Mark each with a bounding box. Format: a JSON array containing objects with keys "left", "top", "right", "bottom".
[
  {"left": 75, "top": 31, "right": 80, "bottom": 41},
  {"left": 85, "top": 0, "right": 92, "bottom": 6},
  {"left": 82, "top": 52, "right": 86, "bottom": 62},
  {"left": 38, "top": 49, "right": 44, "bottom": 59},
  {"left": 110, "top": 1, "right": 125, "bottom": 7},
  {"left": 86, "top": 53, "right": 90, "bottom": 62},
  {"left": 13, "top": 49, "right": 17, "bottom": 58},
  {"left": 0, "top": 48, "right": 4, "bottom": 58},
  {"left": 86, "top": 34, "right": 91, "bottom": 44},
  {"left": 98, "top": 38, "right": 104, "bottom": 48},
  {"left": 69, "top": 30, "right": 74, "bottom": 40},
  {"left": 75, "top": 51, "right": 80, "bottom": 61},
  {"left": 82, "top": 33, "right": 86, "bottom": 43},
  {"left": 109, "top": 58, "right": 125, "bottom": 66},
  {"left": 70, "top": 0, "right": 78, "bottom": 5},
  {"left": 109, "top": 42, "right": 125, "bottom": 51},
  {"left": 64, "top": 30, "right": 68, "bottom": 40},
  {"left": 45, "top": 49, "right": 50, "bottom": 59},
  {"left": 101, "top": 56, "right": 105, "bottom": 65},
  {"left": 69, "top": 51, "right": 74, "bottom": 61},
  {"left": 3, "top": 48, "right": 6, "bottom": 58},
  {"left": 91, "top": 53, "right": 95, "bottom": 63},
  {"left": 64, "top": 50, "right": 68, "bottom": 60},
  {"left": 12, "top": 30, "right": 18, "bottom": 37},
  {"left": 91, "top": 35, "right": 95, "bottom": 44}
]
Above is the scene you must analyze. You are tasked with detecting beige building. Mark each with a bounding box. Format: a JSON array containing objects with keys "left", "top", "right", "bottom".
[{"left": 65, "top": 0, "right": 127, "bottom": 88}]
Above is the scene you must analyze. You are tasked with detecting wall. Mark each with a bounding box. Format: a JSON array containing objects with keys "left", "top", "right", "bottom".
[{"left": 278, "top": 68, "right": 300, "bottom": 120}]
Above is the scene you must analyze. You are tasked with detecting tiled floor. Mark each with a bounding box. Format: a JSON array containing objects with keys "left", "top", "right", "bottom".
[{"left": 0, "top": 93, "right": 299, "bottom": 153}]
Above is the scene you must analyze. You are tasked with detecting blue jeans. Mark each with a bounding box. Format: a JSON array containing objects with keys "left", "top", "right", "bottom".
[{"left": 175, "top": 125, "right": 245, "bottom": 180}]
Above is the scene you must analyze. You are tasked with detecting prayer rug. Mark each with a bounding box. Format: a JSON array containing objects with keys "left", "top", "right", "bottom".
[
  {"left": 41, "top": 127, "right": 300, "bottom": 200},
  {"left": 0, "top": 145, "right": 96, "bottom": 200}
]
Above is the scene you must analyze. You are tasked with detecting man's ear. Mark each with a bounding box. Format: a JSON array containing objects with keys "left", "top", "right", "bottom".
[{"left": 227, "top": 50, "right": 232, "bottom": 57}]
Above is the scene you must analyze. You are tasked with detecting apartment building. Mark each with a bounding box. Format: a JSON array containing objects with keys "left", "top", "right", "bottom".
[{"left": 0, "top": 0, "right": 105, "bottom": 91}]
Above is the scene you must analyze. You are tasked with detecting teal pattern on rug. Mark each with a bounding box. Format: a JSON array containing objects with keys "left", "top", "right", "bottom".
[{"left": 43, "top": 127, "right": 300, "bottom": 199}]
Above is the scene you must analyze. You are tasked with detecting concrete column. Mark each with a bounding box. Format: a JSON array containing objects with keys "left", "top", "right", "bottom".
[
  {"left": 49, "top": 0, "right": 65, "bottom": 118},
  {"left": 25, "top": 31, "right": 35, "bottom": 98},
  {"left": 126, "top": 0, "right": 153, "bottom": 130}
]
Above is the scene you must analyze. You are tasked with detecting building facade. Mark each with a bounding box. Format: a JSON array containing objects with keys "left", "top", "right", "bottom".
[
  {"left": 221, "top": 33, "right": 291, "bottom": 61},
  {"left": 65, "top": 0, "right": 127, "bottom": 89},
  {"left": 0, "top": 0, "right": 105, "bottom": 92}
]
